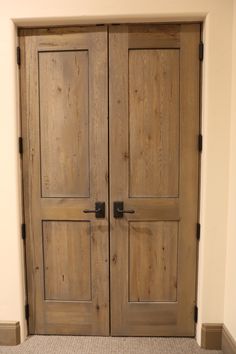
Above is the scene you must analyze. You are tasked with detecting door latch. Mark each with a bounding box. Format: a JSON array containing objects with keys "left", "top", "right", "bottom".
[
  {"left": 83, "top": 202, "right": 105, "bottom": 218},
  {"left": 113, "top": 201, "right": 135, "bottom": 218}
]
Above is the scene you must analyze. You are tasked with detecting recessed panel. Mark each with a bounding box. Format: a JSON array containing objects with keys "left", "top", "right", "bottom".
[
  {"left": 129, "top": 221, "right": 178, "bottom": 302},
  {"left": 43, "top": 221, "right": 91, "bottom": 301},
  {"left": 129, "top": 49, "right": 179, "bottom": 197},
  {"left": 39, "top": 51, "right": 89, "bottom": 197}
]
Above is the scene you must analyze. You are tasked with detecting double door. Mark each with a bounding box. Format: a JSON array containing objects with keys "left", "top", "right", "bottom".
[{"left": 19, "top": 24, "right": 200, "bottom": 336}]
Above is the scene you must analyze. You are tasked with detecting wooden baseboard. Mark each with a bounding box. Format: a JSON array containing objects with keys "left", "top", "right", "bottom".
[
  {"left": 201, "top": 323, "right": 223, "bottom": 350},
  {"left": 222, "top": 326, "right": 236, "bottom": 354},
  {"left": 0, "top": 321, "right": 21, "bottom": 346}
]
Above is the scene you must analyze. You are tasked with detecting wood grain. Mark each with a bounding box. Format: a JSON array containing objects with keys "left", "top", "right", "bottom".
[
  {"left": 128, "top": 24, "right": 180, "bottom": 49},
  {"left": 40, "top": 197, "right": 180, "bottom": 220},
  {"left": 43, "top": 221, "right": 91, "bottom": 301},
  {"left": 20, "top": 23, "right": 200, "bottom": 337},
  {"left": 20, "top": 26, "right": 109, "bottom": 335},
  {"left": 39, "top": 50, "right": 89, "bottom": 197},
  {"left": 129, "top": 221, "right": 178, "bottom": 302},
  {"left": 109, "top": 23, "right": 200, "bottom": 336},
  {"left": 129, "top": 49, "right": 179, "bottom": 197}
]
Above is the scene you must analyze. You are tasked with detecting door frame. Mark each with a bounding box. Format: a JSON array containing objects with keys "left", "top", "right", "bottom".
[{"left": 17, "top": 21, "right": 202, "bottom": 337}]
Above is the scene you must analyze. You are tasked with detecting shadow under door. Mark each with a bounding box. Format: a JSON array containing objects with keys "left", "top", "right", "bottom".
[{"left": 19, "top": 23, "right": 200, "bottom": 336}]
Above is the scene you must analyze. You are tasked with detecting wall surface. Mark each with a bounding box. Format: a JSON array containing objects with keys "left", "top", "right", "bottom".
[
  {"left": 224, "top": 0, "right": 236, "bottom": 340},
  {"left": 0, "top": 0, "right": 234, "bottom": 344}
]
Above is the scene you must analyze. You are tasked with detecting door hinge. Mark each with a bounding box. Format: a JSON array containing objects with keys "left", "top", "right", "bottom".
[
  {"left": 198, "top": 134, "right": 203, "bottom": 152},
  {"left": 25, "top": 304, "right": 29, "bottom": 320},
  {"left": 21, "top": 223, "right": 26, "bottom": 240},
  {"left": 196, "top": 223, "right": 201, "bottom": 241},
  {"left": 17, "top": 46, "right": 21, "bottom": 66},
  {"left": 194, "top": 305, "right": 198, "bottom": 323},
  {"left": 199, "top": 42, "right": 204, "bottom": 61},
  {"left": 19, "top": 137, "right": 23, "bottom": 154}
]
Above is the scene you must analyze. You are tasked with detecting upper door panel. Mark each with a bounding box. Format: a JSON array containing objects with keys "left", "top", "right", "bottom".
[
  {"left": 39, "top": 50, "right": 90, "bottom": 198},
  {"left": 129, "top": 49, "right": 179, "bottom": 197}
]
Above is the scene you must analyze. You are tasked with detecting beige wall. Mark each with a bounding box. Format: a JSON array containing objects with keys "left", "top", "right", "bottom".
[
  {"left": 0, "top": 0, "right": 234, "bottom": 344},
  {"left": 224, "top": 0, "right": 236, "bottom": 340}
]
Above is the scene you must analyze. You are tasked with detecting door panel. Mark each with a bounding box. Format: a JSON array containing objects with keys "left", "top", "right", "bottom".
[
  {"left": 20, "top": 26, "right": 109, "bottom": 335},
  {"left": 43, "top": 221, "right": 91, "bottom": 301},
  {"left": 109, "top": 24, "right": 200, "bottom": 336},
  {"left": 39, "top": 50, "right": 89, "bottom": 198},
  {"left": 129, "top": 221, "right": 178, "bottom": 302},
  {"left": 129, "top": 49, "right": 179, "bottom": 197}
]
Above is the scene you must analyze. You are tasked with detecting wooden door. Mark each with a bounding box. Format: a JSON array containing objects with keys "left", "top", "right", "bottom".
[
  {"left": 19, "top": 26, "right": 109, "bottom": 335},
  {"left": 20, "top": 23, "right": 200, "bottom": 337},
  {"left": 109, "top": 24, "right": 200, "bottom": 336}
]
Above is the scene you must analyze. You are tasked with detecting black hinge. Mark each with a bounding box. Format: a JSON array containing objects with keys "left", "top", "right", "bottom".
[
  {"left": 196, "top": 223, "right": 201, "bottom": 241},
  {"left": 25, "top": 304, "right": 29, "bottom": 320},
  {"left": 194, "top": 305, "right": 198, "bottom": 323},
  {"left": 199, "top": 42, "right": 204, "bottom": 61},
  {"left": 21, "top": 223, "right": 26, "bottom": 240},
  {"left": 19, "top": 137, "right": 23, "bottom": 154},
  {"left": 198, "top": 134, "right": 203, "bottom": 152},
  {"left": 17, "top": 46, "right": 21, "bottom": 66}
]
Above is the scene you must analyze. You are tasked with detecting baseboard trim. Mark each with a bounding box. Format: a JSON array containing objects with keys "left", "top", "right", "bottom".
[
  {"left": 201, "top": 323, "right": 223, "bottom": 350},
  {"left": 0, "top": 321, "right": 21, "bottom": 346},
  {"left": 222, "top": 326, "right": 236, "bottom": 354}
]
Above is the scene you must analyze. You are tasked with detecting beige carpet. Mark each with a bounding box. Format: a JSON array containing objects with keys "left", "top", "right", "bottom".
[{"left": 0, "top": 336, "right": 222, "bottom": 354}]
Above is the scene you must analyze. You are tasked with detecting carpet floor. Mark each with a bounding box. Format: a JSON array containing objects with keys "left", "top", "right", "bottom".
[{"left": 0, "top": 336, "right": 223, "bottom": 354}]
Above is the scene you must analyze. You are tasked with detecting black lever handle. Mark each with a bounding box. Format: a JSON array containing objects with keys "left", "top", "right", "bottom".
[
  {"left": 117, "top": 208, "right": 135, "bottom": 214},
  {"left": 83, "top": 202, "right": 105, "bottom": 218},
  {"left": 114, "top": 201, "right": 135, "bottom": 218},
  {"left": 83, "top": 208, "right": 101, "bottom": 213}
]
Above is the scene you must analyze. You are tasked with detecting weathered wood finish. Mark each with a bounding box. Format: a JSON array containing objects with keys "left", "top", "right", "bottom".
[
  {"left": 39, "top": 50, "right": 89, "bottom": 198},
  {"left": 129, "top": 49, "right": 179, "bottom": 197},
  {"left": 128, "top": 24, "right": 180, "bottom": 49},
  {"left": 20, "top": 26, "right": 109, "bottom": 335},
  {"left": 109, "top": 24, "right": 200, "bottom": 336},
  {"left": 43, "top": 221, "right": 91, "bottom": 301},
  {"left": 129, "top": 221, "right": 178, "bottom": 302}
]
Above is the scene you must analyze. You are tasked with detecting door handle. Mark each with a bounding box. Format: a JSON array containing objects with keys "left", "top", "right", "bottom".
[
  {"left": 113, "top": 201, "right": 135, "bottom": 218},
  {"left": 83, "top": 202, "right": 105, "bottom": 218}
]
